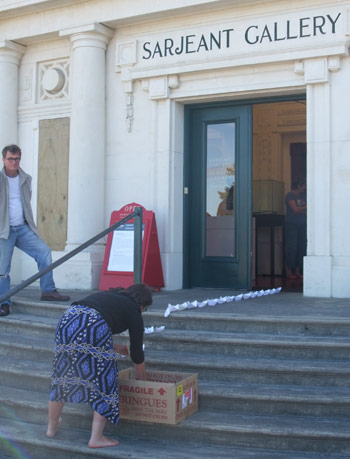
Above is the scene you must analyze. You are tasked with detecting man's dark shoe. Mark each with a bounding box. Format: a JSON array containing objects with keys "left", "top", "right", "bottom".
[
  {"left": 41, "top": 290, "right": 70, "bottom": 302},
  {"left": 0, "top": 303, "right": 10, "bottom": 316}
]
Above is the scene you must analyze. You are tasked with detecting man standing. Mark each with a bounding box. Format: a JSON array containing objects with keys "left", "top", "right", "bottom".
[{"left": 0, "top": 144, "right": 69, "bottom": 317}]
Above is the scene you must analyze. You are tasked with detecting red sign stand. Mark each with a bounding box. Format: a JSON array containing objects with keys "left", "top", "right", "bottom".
[{"left": 99, "top": 203, "right": 164, "bottom": 291}]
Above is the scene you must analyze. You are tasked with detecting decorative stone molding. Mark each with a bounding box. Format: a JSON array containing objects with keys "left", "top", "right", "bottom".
[
  {"left": 304, "top": 58, "right": 328, "bottom": 84},
  {"left": 295, "top": 56, "right": 342, "bottom": 82},
  {"left": 42, "top": 68, "right": 65, "bottom": 93},
  {"left": 59, "top": 22, "right": 114, "bottom": 41},
  {"left": 141, "top": 79, "right": 149, "bottom": 91},
  {"left": 123, "top": 80, "right": 133, "bottom": 93},
  {"left": 0, "top": 40, "right": 26, "bottom": 73},
  {"left": 116, "top": 41, "right": 137, "bottom": 69},
  {"left": 18, "top": 102, "right": 71, "bottom": 122},
  {"left": 121, "top": 67, "right": 133, "bottom": 93},
  {"left": 328, "top": 56, "right": 341, "bottom": 72},
  {"left": 126, "top": 94, "right": 134, "bottom": 133},
  {"left": 141, "top": 75, "right": 180, "bottom": 99},
  {"left": 39, "top": 59, "right": 69, "bottom": 102},
  {"left": 22, "top": 68, "right": 33, "bottom": 102},
  {"left": 149, "top": 76, "right": 169, "bottom": 99},
  {"left": 0, "top": 40, "right": 25, "bottom": 64},
  {"left": 121, "top": 73, "right": 179, "bottom": 130},
  {"left": 294, "top": 61, "right": 304, "bottom": 76},
  {"left": 168, "top": 75, "right": 179, "bottom": 89},
  {"left": 59, "top": 24, "right": 113, "bottom": 61},
  {"left": 120, "top": 67, "right": 134, "bottom": 131}
]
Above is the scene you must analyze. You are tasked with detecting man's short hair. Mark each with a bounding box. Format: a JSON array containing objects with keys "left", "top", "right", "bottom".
[
  {"left": 292, "top": 177, "right": 306, "bottom": 190},
  {"left": 2, "top": 144, "right": 22, "bottom": 158}
]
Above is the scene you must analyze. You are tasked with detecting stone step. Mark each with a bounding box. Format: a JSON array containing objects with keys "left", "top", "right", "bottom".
[
  {"left": 0, "top": 315, "right": 57, "bottom": 339},
  {"left": 3, "top": 417, "right": 346, "bottom": 459},
  {"left": 0, "top": 331, "right": 54, "bottom": 362},
  {"left": 0, "top": 416, "right": 265, "bottom": 459},
  {"left": 141, "top": 329, "right": 350, "bottom": 360},
  {"left": 1, "top": 348, "right": 350, "bottom": 394},
  {"left": 2, "top": 377, "right": 350, "bottom": 422},
  {"left": 4, "top": 291, "right": 350, "bottom": 456},
  {"left": 1, "top": 390, "right": 350, "bottom": 455},
  {"left": 1, "top": 314, "right": 350, "bottom": 360},
  {"left": 12, "top": 299, "right": 67, "bottom": 319},
  {"left": 115, "top": 411, "right": 350, "bottom": 454},
  {"left": 12, "top": 297, "right": 350, "bottom": 336},
  {"left": 147, "top": 313, "right": 350, "bottom": 337},
  {"left": 2, "top": 315, "right": 350, "bottom": 362},
  {"left": 199, "top": 380, "right": 350, "bottom": 417},
  {"left": 145, "top": 351, "right": 350, "bottom": 386}
]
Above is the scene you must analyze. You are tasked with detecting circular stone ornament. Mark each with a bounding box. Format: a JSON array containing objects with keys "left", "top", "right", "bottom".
[{"left": 42, "top": 67, "right": 65, "bottom": 94}]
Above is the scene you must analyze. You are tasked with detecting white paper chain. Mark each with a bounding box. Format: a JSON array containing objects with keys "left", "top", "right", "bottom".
[{"left": 164, "top": 287, "right": 282, "bottom": 317}]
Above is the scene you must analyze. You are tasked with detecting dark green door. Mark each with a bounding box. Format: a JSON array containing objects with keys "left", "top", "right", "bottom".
[{"left": 184, "top": 104, "right": 252, "bottom": 289}]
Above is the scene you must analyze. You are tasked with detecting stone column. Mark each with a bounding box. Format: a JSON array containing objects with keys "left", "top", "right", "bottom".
[
  {"left": 61, "top": 24, "right": 112, "bottom": 246},
  {"left": 58, "top": 24, "right": 113, "bottom": 288},
  {"left": 0, "top": 41, "right": 25, "bottom": 145},
  {"left": 299, "top": 58, "right": 334, "bottom": 297}
]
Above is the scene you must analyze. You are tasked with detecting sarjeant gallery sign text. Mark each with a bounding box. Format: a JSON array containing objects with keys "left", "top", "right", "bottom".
[{"left": 141, "top": 12, "right": 342, "bottom": 60}]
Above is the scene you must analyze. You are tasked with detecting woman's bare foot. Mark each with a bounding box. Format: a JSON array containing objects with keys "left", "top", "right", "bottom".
[
  {"left": 88, "top": 435, "right": 120, "bottom": 448},
  {"left": 46, "top": 416, "right": 62, "bottom": 437}
]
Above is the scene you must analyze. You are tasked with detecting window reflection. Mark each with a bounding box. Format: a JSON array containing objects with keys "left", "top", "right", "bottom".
[
  {"left": 206, "top": 123, "right": 235, "bottom": 257},
  {"left": 217, "top": 185, "right": 234, "bottom": 216}
]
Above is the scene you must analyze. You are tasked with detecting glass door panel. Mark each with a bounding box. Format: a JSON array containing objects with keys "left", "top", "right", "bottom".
[{"left": 206, "top": 122, "right": 235, "bottom": 257}]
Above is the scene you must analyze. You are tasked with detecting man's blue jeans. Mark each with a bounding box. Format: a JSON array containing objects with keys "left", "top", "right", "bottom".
[{"left": 0, "top": 224, "right": 56, "bottom": 307}]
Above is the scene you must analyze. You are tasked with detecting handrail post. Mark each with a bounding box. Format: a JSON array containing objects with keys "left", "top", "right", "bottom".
[{"left": 133, "top": 207, "right": 143, "bottom": 284}]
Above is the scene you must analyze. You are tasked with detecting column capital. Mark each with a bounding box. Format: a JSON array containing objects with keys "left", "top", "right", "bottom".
[
  {"left": 60, "top": 23, "right": 113, "bottom": 50},
  {"left": 0, "top": 40, "right": 26, "bottom": 64}
]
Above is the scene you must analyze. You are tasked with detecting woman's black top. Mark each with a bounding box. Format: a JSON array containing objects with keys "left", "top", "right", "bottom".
[{"left": 71, "top": 291, "right": 144, "bottom": 364}]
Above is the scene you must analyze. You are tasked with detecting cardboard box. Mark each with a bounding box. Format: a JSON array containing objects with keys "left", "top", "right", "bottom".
[{"left": 118, "top": 368, "right": 198, "bottom": 424}]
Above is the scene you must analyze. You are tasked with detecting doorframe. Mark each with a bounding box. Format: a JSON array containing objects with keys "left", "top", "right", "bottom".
[{"left": 183, "top": 93, "right": 306, "bottom": 289}]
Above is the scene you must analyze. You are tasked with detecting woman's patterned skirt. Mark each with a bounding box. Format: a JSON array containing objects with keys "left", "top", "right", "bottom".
[{"left": 49, "top": 305, "right": 119, "bottom": 424}]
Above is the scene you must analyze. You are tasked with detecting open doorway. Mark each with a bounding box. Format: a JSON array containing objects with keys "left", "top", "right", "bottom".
[{"left": 252, "top": 100, "right": 306, "bottom": 292}]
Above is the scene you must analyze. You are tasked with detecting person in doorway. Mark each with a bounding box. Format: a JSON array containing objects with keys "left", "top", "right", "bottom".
[
  {"left": 284, "top": 178, "right": 307, "bottom": 279},
  {"left": 0, "top": 144, "right": 70, "bottom": 317},
  {"left": 47, "top": 283, "right": 153, "bottom": 448}
]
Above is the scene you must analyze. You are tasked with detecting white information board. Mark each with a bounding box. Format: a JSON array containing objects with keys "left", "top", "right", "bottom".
[{"left": 107, "top": 223, "right": 144, "bottom": 272}]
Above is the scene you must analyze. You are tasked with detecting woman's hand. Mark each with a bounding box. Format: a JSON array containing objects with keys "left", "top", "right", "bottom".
[
  {"left": 133, "top": 361, "right": 147, "bottom": 380},
  {"left": 114, "top": 344, "right": 129, "bottom": 356}
]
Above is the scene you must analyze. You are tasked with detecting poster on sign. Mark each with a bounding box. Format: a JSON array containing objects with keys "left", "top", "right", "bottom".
[
  {"left": 99, "top": 203, "right": 164, "bottom": 290},
  {"left": 107, "top": 223, "right": 145, "bottom": 272}
]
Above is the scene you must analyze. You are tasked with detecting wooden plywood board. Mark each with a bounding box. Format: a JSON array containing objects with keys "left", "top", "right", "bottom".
[{"left": 37, "top": 118, "right": 69, "bottom": 251}]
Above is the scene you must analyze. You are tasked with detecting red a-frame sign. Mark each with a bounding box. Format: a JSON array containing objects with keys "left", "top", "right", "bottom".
[{"left": 99, "top": 202, "right": 164, "bottom": 291}]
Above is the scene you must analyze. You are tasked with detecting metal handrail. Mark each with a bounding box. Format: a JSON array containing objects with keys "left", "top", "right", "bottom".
[{"left": 0, "top": 207, "right": 143, "bottom": 304}]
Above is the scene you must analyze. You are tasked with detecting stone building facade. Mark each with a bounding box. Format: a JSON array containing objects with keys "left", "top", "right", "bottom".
[{"left": 1, "top": 0, "right": 349, "bottom": 297}]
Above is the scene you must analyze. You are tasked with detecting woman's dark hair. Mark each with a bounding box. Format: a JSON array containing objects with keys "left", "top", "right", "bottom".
[{"left": 109, "top": 283, "right": 153, "bottom": 308}]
